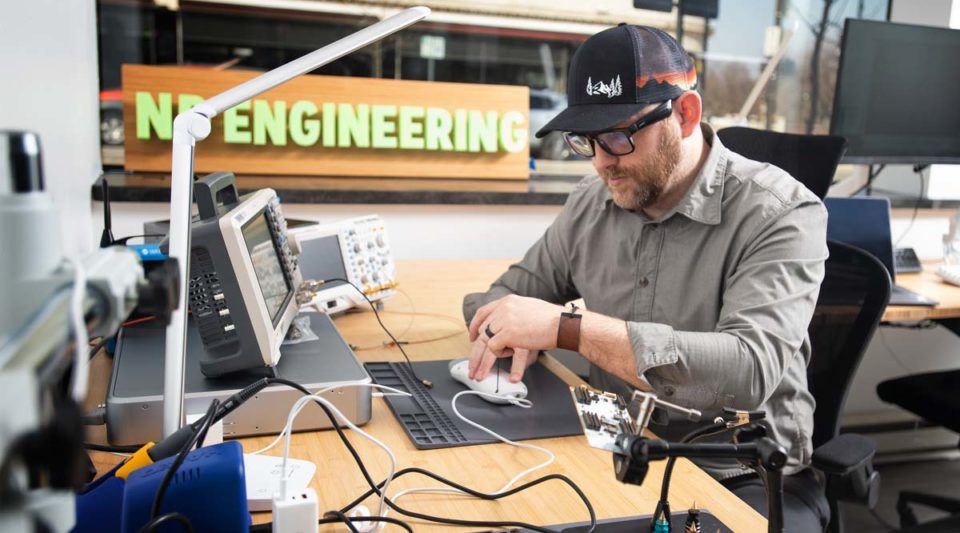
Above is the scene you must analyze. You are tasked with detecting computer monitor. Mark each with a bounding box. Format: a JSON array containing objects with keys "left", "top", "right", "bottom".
[
  {"left": 830, "top": 19, "right": 960, "bottom": 164},
  {"left": 187, "top": 172, "right": 301, "bottom": 376}
]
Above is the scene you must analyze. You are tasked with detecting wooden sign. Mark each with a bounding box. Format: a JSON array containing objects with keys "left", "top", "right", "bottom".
[{"left": 122, "top": 65, "right": 530, "bottom": 179}]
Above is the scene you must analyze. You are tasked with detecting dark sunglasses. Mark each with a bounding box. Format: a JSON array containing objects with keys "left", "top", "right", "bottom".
[{"left": 562, "top": 99, "right": 673, "bottom": 158}]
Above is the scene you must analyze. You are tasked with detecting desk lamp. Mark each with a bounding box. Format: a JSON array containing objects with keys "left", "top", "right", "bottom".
[{"left": 162, "top": 6, "right": 431, "bottom": 437}]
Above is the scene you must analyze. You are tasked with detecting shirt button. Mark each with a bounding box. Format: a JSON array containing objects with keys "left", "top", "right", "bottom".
[
  {"left": 664, "top": 386, "right": 675, "bottom": 396},
  {"left": 649, "top": 223, "right": 660, "bottom": 230},
  {"left": 640, "top": 277, "right": 649, "bottom": 287}
]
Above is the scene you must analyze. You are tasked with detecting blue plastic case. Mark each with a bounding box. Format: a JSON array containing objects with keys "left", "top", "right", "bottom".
[{"left": 121, "top": 440, "right": 250, "bottom": 533}]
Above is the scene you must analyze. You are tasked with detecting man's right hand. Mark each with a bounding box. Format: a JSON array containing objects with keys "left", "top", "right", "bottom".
[{"left": 467, "top": 335, "right": 536, "bottom": 383}]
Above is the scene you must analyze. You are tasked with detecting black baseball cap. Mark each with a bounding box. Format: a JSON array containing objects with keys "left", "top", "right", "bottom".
[{"left": 535, "top": 24, "right": 697, "bottom": 138}]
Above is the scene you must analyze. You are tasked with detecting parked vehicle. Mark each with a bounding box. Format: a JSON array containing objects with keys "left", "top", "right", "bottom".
[{"left": 528, "top": 89, "right": 572, "bottom": 160}]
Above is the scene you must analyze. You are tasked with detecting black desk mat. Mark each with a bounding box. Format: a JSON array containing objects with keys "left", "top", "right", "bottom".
[
  {"left": 528, "top": 509, "right": 732, "bottom": 532},
  {"left": 365, "top": 359, "right": 582, "bottom": 449}
]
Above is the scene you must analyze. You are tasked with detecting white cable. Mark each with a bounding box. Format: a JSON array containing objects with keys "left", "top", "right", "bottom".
[
  {"left": 270, "top": 383, "right": 553, "bottom": 532},
  {"left": 279, "top": 393, "right": 399, "bottom": 524},
  {"left": 249, "top": 382, "right": 411, "bottom": 456},
  {"left": 68, "top": 257, "right": 89, "bottom": 402},
  {"left": 385, "top": 391, "right": 553, "bottom": 520}
]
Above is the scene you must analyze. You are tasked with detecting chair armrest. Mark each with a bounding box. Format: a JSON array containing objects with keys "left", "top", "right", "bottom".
[
  {"left": 813, "top": 434, "right": 881, "bottom": 509},
  {"left": 812, "top": 434, "right": 877, "bottom": 475}
]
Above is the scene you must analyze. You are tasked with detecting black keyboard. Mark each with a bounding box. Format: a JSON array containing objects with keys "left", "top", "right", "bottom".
[{"left": 895, "top": 247, "right": 923, "bottom": 273}]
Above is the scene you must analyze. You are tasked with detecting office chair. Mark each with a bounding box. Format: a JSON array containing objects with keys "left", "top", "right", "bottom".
[
  {"left": 806, "top": 240, "right": 889, "bottom": 533},
  {"left": 717, "top": 127, "right": 848, "bottom": 200},
  {"left": 877, "top": 369, "right": 960, "bottom": 531}
]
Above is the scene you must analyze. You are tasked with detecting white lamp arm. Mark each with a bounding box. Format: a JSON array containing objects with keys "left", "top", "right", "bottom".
[{"left": 160, "top": 6, "right": 430, "bottom": 437}]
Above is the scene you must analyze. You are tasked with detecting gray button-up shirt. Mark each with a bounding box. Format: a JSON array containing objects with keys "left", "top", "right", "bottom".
[{"left": 463, "top": 124, "right": 828, "bottom": 479}]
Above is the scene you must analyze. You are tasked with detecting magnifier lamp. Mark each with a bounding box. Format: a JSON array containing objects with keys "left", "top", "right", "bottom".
[{"left": 162, "top": 6, "right": 431, "bottom": 437}]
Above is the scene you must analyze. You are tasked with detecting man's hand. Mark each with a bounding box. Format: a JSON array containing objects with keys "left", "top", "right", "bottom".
[{"left": 467, "top": 294, "right": 564, "bottom": 382}]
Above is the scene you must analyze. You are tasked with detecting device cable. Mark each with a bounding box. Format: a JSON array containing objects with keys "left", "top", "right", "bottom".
[
  {"left": 148, "top": 398, "right": 219, "bottom": 520},
  {"left": 113, "top": 233, "right": 166, "bottom": 245},
  {"left": 653, "top": 420, "right": 731, "bottom": 525},
  {"left": 894, "top": 165, "right": 929, "bottom": 247},
  {"left": 247, "top": 382, "right": 411, "bottom": 456},
  {"left": 384, "top": 389, "right": 557, "bottom": 522},
  {"left": 99, "top": 177, "right": 115, "bottom": 247},
  {"left": 279, "top": 393, "right": 398, "bottom": 520},
  {"left": 136, "top": 512, "right": 195, "bottom": 533},
  {"left": 134, "top": 374, "right": 589, "bottom": 532},
  {"left": 249, "top": 514, "right": 415, "bottom": 533},
  {"left": 324, "top": 510, "right": 360, "bottom": 533},
  {"left": 264, "top": 377, "right": 590, "bottom": 532},
  {"left": 83, "top": 442, "right": 141, "bottom": 454},
  {"left": 68, "top": 257, "right": 90, "bottom": 402},
  {"left": 309, "top": 278, "right": 433, "bottom": 388}
]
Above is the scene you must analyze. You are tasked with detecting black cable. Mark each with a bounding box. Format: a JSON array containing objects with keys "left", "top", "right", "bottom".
[
  {"left": 338, "top": 466, "right": 594, "bottom": 532},
  {"left": 137, "top": 512, "right": 195, "bottom": 533},
  {"left": 149, "top": 399, "right": 219, "bottom": 520},
  {"left": 193, "top": 414, "right": 214, "bottom": 451},
  {"left": 141, "top": 374, "right": 590, "bottom": 532},
  {"left": 88, "top": 336, "right": 108, "bottom": 360},
  {"left": 894, "top": 166, "right": 927, "bottom": 247},
  {"left": 249, "top": 514, "right": 416, "bottom": 533},
  {"left": 263, "top": 377, "right": 593, "bottom": 532},
  {"left": 114, "top": 233, "right": 166, "bottom": 245},
  {"left": 83, "top": 442, "right": 142, "bottom": 453},
  {"left": 654, "top": 420, "right": 730, "bottom": 523},
  {"left": 324, "top": 510, "right": 360, "bottom": 533},
  {"left": 100, "top": 177, "right": 115, "bottom": 247},
  {"left": 853, "top": 164, "right": 887, "bottom": 196},
  {"left": 322, "top": 277, "right": 433, "bottom": 388}
]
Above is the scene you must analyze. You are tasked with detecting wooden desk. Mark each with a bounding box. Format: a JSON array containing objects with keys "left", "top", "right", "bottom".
[
  {"left": 87, "top": 259, "right": 766, "bottom": 532},
  {"left": 883, "top": 263, "right": 960, "bottom": 321}
]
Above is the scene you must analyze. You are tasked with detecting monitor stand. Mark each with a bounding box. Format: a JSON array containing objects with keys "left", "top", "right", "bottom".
[{"left": 105, "top": 311, "right": 371, "bottom": 446}]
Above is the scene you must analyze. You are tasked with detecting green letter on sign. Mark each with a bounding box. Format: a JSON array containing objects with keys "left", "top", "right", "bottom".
[
  {"left": 322, "top": 103, "right": 336, "bottom": 147},
  {"left": 177, "top": 94, "right": 203, "bottom": 114},
  {"left": 136, "top": 92, "right": 172, "bottom": 140},
  {"left": 289, "top": 101, "right": 320, "bottom": 147},
  {"left": 338, "top": 104, "right": 370, "bottom": 148},
  {"left": 253, "top": 100, "right": 287, "bottom": 146},
  {"left": 424, "top": 108, "right": 453, "bottom": 151},
  {"left": 498, "top": 111, "right": 527, "bottom": 153},
  {"left": 468, "top": 110, "right": 499, "bottom": 153},
  {"left": 223, "top": 101, "right": 252, "bottom": 144},
  {"left": 371, "top": 105, "right": 398, "bottom": 149},
  {"left": 398, "top": 106, "right": 425, "bottom": 150}
]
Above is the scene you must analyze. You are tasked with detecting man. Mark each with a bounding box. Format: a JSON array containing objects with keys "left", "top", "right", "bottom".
[{"left": 462, "top": 24, "right": 830, "bottom": 531}]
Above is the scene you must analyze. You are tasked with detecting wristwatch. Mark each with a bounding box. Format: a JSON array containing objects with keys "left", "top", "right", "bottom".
[{"left": 557, "top": 303, "right": 582, "bottom": 351}]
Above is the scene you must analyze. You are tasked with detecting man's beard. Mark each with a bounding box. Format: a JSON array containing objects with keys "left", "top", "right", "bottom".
[{"left": 602, "top": 125, "right": 682, "bottom": 211}]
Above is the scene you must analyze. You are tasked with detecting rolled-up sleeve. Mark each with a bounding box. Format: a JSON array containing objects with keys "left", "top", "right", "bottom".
[
  {"left": 462, "top": 189, "right": 584, "bottom": 324},
  {"left": 630, "top": 199, "right": 828, "bottom": 410}
]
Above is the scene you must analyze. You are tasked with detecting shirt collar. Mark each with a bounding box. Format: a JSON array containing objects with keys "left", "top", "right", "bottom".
[{"left": 604, "top": 122, "right": 728, "bottom": 226}]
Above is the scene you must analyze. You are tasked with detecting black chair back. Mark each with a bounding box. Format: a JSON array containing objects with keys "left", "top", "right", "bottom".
[
  {"left": 808, "top": 240, "right": 891, "bottom": 449},
  {"left": 717, "top": 127, "right": 848, "bottom": 200}
]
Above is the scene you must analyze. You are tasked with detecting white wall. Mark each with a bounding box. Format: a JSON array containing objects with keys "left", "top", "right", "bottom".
[
  {"left": 0, "top": 0, "right": 101, "bottom": 256},
  {"left": 91, "top": 201, "right": 562, "bottom": 260}
]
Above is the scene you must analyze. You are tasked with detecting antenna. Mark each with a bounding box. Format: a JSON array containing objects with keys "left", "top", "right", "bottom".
[{"left": 99, "top": 177, "right": 114, "bottom": 248}]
